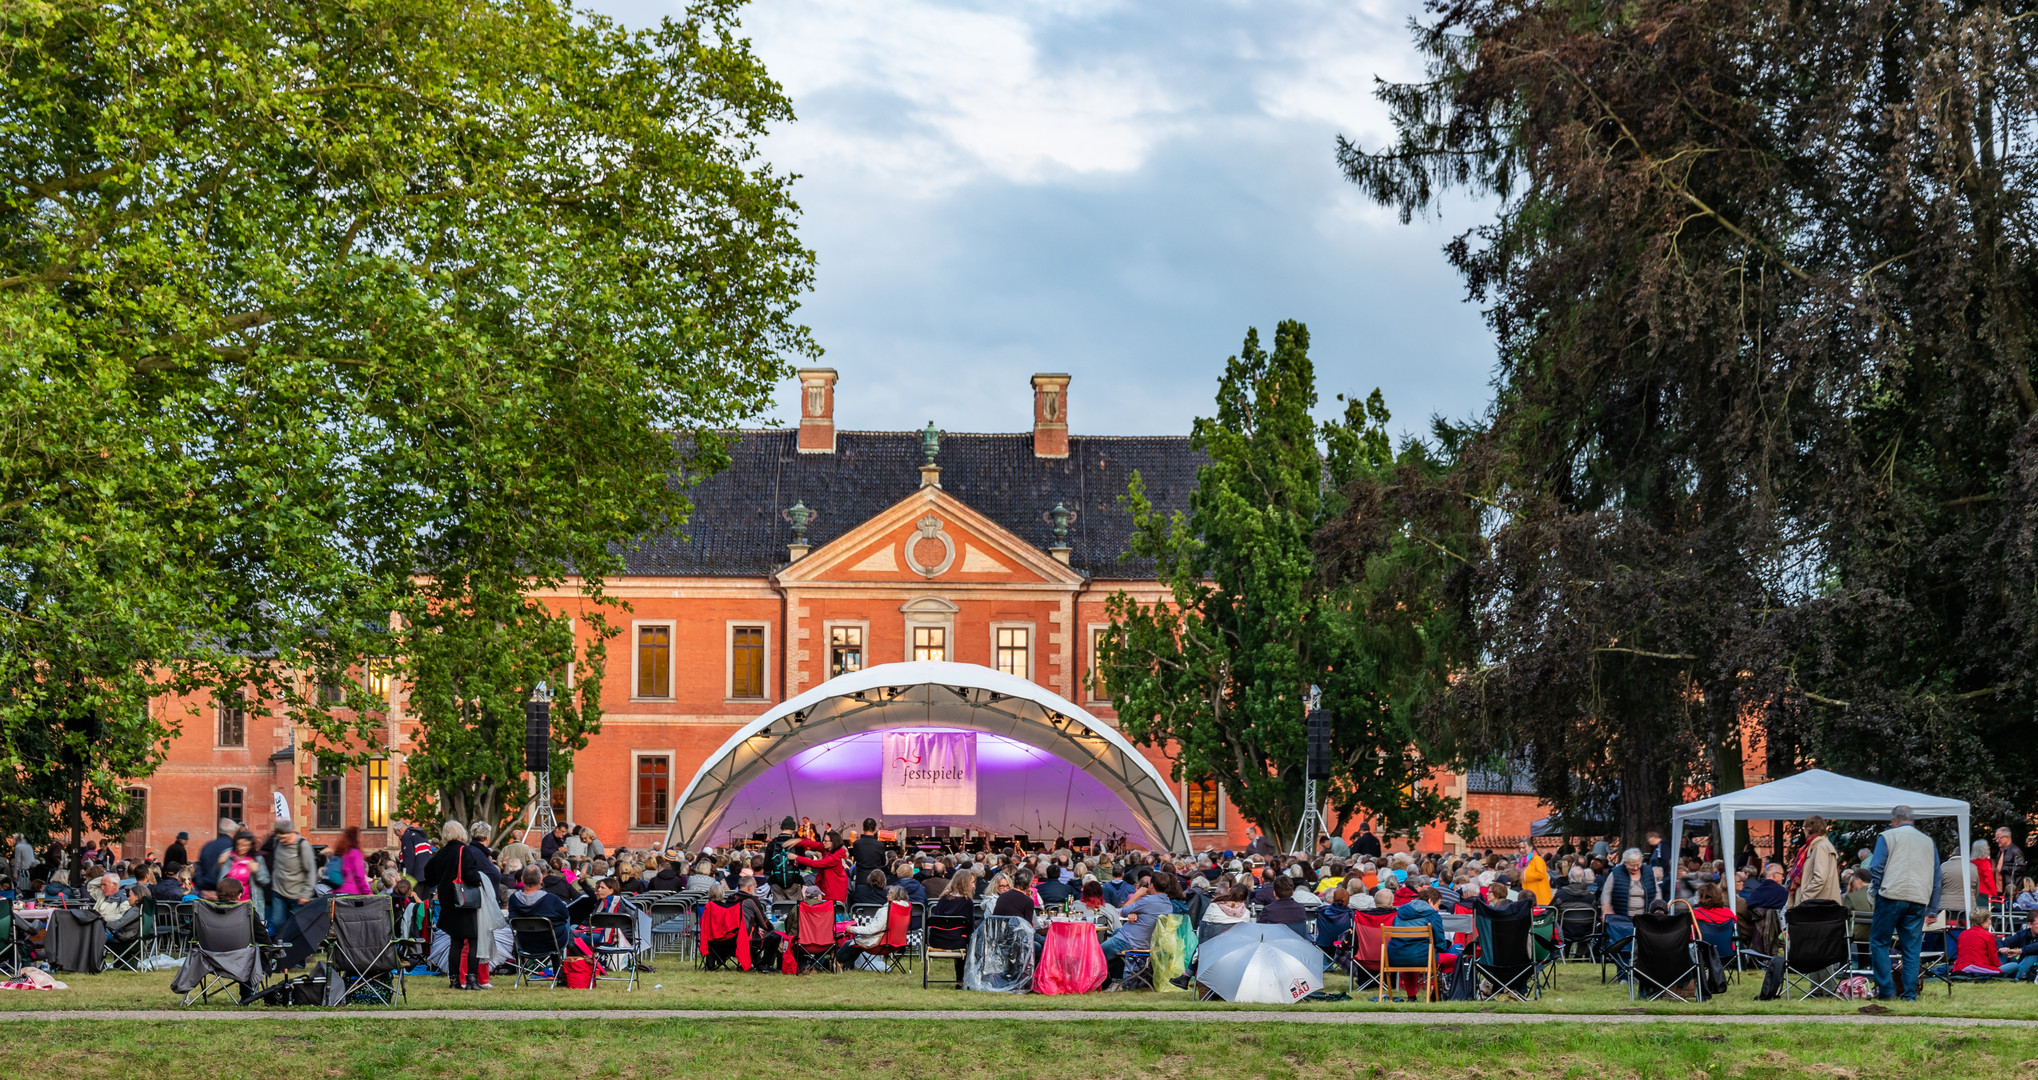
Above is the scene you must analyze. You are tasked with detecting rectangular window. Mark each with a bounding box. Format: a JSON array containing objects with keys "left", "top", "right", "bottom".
[
  {"left": 318, "top": 679, "right": 346, "bottom": 705},
  {"left": 364, "top": 758, "right": 389, "bottom": 828},
  {"left": 551, "top": 776, "right": 569, "bottom": 823},
  {"left": 217, "top": 787, "right": 245, "bottom": 826},
  {"left": 637, "top": 625, "right": 671, "bottom": 698},
  {"left": 1090, "top": 627, "right": 1111, "bottom": 701},
  {"left": 995, "top": 627, "right": 1029, "bottom": 678},
  {"left": 636, "top": 756, "right": 670, "bottom": 828},
  {"left": 829, "top": 626, "right": 863, "bottom": 678},
  {"left": 913, "top": 626, "right": 947, "bottom": 662},
  {"left": 316, "top": 771, "right": 343, "bottom": 830},
  {"left": 122, "top": 787, "right": 147, "bottom": 859},
  {"left": 730, "top": 626, "right": 766, "bottom": 699},
  {"left": 1186, "top": 776, "right": 1220, "bottom": 832},
  {"left": 217, "top": 690, "right": 246, "bottom": 747}
]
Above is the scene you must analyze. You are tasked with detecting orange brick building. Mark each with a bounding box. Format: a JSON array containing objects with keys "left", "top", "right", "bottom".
[{"left": 124, "top": 370, "right": 1549, "bottom": 859}]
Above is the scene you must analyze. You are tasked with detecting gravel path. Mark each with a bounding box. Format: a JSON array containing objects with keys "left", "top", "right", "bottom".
[{"left": 0, "top": 1008, "right": 2030, "bottom": 1026}]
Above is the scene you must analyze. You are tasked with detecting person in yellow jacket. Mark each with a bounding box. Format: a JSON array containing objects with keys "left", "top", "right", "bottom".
[{"left": 1517, "top": 840, "right": 1554, "bottom": 905}]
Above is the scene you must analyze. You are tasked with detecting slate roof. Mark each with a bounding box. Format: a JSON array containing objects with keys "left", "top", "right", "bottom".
[{"left": 624, "top": 430, "right": 1204, "bottom": 579}]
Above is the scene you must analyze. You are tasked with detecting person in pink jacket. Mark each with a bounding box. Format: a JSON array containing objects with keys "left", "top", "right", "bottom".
[{"left": 332, "top": 826, "right": 371, "bottom": 895}]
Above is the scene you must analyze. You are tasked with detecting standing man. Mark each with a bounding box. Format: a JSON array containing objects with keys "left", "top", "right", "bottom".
[
  {"left": 192, "top": 817, "right": 237, "bottom": 900},
  {"left": 851, "top": 818, "right": 888, "bottom": 880},
  {"left": 1997, "top": 826, "right": 2026, "bottom": 901},
  {"left": 1645, "top": 830, "right": 1672, "bottom": 873},
  {"left": 1353, "top": 822, "right": 1383, "bottom": 860},
  {"left": 765, "top": 816, "right": 805, "bottom": 903},
  {"left": 399, "top": 820, "right": 434, "bottom": 880},
  {"left": 1868, "top": 805, "right": 1941, "bottom": 1002},
  {"left": 163, "top": 832, "right": 189, "bottom": 869},
  {"left": 10, "top": 833, "right": 35, "bottom": 885},
  {"left": 266, "top": 821, "right": 317, "bottom": 940}
]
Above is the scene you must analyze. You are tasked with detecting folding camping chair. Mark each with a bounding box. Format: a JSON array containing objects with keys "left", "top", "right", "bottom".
[
  {"left": 1471, "top": 909, "right": 1546, "bottom": 1001},
  {"left": 508, "top": 916, "right": 564, "bottom": 988},
  {"left": 104, "top": 896, "right": 154, "bottom": 972},
  {"left": 0, "top": 898, "right": 16, "bottom": 975},
  {"left": 46, "top": 907, "right": 105, "bottom": 975},
  {"left": 921, "top": 903, "right": 974, "bottom": 988},
  {"left": 586, "top": 911, "right": 639, "bottom": 991},
  {"left": 1530, "top": 907, "right": 1560, "bottom": 991},
  {"left": 1696, "top": 917, "right": 1739, "bottom": 983},
  {"left": 1380, "top": 925, "right": 1440, "bottom": 1002},
  {"left": 791, "top": 900, "right": 840, "bottom": 974},
  {"left": 174, "top": 900, "right": 276, "bottom": 1005},
  {"left": 1346, "top": 921, "right": 1385, "bottom": 997},
  {"left": 859, "top": 902, "right": 914, "bottom": 974},
  {"left": 1780, "top": 899, "right": 1850, "bottom": 1000},
  {"left": 1629, "top": 905, "right": 1706, "bottom": 1003},
  {"left": 696, "top": 900, "right": 751, "bottom": 972},
  {"left": 1556, "top": 905, "right": 1600, "bottom": 963},
  {"left": 327, "top": 895, "right": 407, "bottom": 1005}
]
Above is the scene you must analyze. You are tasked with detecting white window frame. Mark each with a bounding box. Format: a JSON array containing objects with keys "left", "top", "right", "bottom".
[
  {"left": 989, "top": 621, "right": 1036, "bottom": 681},
  {"left": 314, "top": 768, "right": 345, "bottom": 832},
  {"left": 632, "top": 750, "right": 677, "bottom": 830},
  {"left": 630, "top": 619, "right": 676, "bottom": 701},
  {"left": 901, "top": 596, "right": 959, "bottom": 663},
  {"left": 725, "top": 620, "right": 772, "bottom": 702},
  {"left": 1086, "top": 623, "right": 1113, "bottom": 703},
  {"left": 823, "top": 619, "right": 872, "bottom": 680},
  {"left": 1182, "top": 776, "right": 1226, "bottom": 833}
]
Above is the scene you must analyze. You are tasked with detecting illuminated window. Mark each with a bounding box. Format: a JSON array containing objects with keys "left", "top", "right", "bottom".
[
  {"left": 217, "top": 690, "right": 246, "bottom": 747},
  {"left": 551, "top": 776, "right": 569, "bottom": 822},
  {"left": 1186, "top": 777, "right": 1220, "bottom": 832},
  {"left": 637, "top": 625, "right": 671, "bottom": 698},
  {"left": 364, "top": 757, "right": 389, "bottom": 828},
  {"left": 731, "top": 626, "right": 766, "bottom": 699},
  {"left": 636, "top": 755, "right": 670, "bottom": 828},
  {"left": 217, "top": 787, "right": 245, "bottom": 826},
  {"left": 995, "top": 627, "right": 1029, "bottom": 677},
  {"left": 913, "top": 626, "right": 947, "bottom": 662},
  {"left": 829, "top": 626, "right": 863, "bottom": 677},
  {"left": 1090, "top": 627, "right": 1111, "bottom": 701},
  {"left": 316, "top": 770, "right": 343, "bottom": 830}
]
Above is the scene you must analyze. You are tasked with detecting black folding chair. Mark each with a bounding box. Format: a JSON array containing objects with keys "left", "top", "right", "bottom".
[
  {"left": 1556, "top": 905, "right": 1600, "bottom": 963},
  {"left": 176, "top": 900, "right": 276, "bottom": 1005},
  {"left": 508, "top": 916, "right": 565, "bottom": 988},
  {"left": 46, "top": 907, "right": 105, "bottom": 975},
  {"left": 920, "top": 903, "right": 974, "bottom": 989},
  {"left": 1629, "top": 905, "right": 1705, "bottom": 1003},
  {"left": 587, "top": 911, "right": 638, "bottom": 991},
  {"left": 327, "top": 896, "right": 406, "bottom": 1005},
  {"left": 1781, "top": 899, "right": 1851, "bottom": 1000},
  {"left": 1471, "top": 910, "right": 1546, "bottom": 1001}
]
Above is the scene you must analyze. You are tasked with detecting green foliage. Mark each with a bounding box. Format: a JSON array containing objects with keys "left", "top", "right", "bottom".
[
  {"left": 2, "top": 0, "right": 814, "bottom": 833},
  {"left": 1342, "top": 0, "right": 2038, "bottom": 839},
  {"left": 1098, "top": 322, "right": 1466, "bottom": 846}
]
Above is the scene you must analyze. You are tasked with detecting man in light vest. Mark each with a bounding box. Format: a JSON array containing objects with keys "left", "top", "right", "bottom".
[{"left": 1868, "top": 804, "right": 1942, "bottom": 1001}]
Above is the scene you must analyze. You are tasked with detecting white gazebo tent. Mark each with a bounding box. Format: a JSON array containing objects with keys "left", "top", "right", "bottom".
[{"left": 1670, "top": 768, "right": 1971, "bottom": 907}]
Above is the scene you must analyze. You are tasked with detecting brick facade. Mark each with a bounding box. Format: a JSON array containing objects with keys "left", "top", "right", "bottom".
[{"left": 123, "top": 372, "right": 1549, "bottom": 859}]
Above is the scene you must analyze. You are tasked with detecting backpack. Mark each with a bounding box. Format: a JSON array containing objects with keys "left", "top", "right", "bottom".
[
  {"left": 765, "top": 840, "right": 801, "bottom": 890},
  {"left": 323, "top": 855, "right": 344, "bottom": 888}
]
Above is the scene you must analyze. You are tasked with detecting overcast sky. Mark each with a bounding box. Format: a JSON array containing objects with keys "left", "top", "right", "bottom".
[{"left": 582, "top": 0, "right": 1497, "bottom": 438}]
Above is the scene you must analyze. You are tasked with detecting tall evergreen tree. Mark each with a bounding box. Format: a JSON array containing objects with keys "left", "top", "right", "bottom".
[
  {"left": 1342, "top": 0, "right": 2038, "bottom": 839},
  {"left": 1098, "top": 322, "right": 1466, "bottom": 846}
]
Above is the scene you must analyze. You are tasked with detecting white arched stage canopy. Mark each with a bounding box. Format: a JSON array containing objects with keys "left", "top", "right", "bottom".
[{"left": 662, "top": 661, "right": 1191, "bottom": 855}]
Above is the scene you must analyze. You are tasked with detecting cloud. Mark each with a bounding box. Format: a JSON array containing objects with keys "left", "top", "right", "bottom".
[{"left": 578, "top": 0, "right": 1499, "bottom": 438}]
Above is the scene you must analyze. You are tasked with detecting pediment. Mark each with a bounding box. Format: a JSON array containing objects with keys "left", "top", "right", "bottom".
[{"left": 776, "top": 486, "right": 1083, "bottom": 586}]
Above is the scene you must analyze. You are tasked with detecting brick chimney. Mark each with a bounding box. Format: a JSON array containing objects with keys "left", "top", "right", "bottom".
[
  {"left": 797, "top": 368, "right": 838, "bottom": 453},
  {"left": 1030, "top": 373, "right": 1070, "bottom": 458}
]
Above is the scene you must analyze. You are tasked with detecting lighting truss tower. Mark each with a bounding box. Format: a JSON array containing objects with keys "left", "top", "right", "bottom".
[{"left": 524, "top": 682, "right": 557, "bottom": 843}]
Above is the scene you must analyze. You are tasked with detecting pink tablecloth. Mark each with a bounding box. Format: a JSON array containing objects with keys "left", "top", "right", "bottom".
[{"left": 1034, "top": 919, "right": 1107, "bottom": 995}]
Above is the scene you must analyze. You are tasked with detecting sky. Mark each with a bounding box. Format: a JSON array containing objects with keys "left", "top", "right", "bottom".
[{"left": 581, "top": 0, "right": 1498, "bottom": 439}]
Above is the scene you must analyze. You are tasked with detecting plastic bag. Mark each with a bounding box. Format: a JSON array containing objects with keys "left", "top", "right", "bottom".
[
  {"left": 1149, "top": 914, "right": 1188, "bottom": 991},
  {"left": 1034, "top": 926, "right": 1106, "bottom": 995},
  {"left": 962, "top": 916, "right": 1035, "bottom": 993}
]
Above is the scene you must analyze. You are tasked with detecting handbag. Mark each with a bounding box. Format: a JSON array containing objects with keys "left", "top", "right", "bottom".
[{"left": 450, "top": 846, "right": 482, "bottom": 910}]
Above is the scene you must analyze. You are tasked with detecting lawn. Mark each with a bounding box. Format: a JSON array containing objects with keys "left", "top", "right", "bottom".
[
  {"left": 1, "top": 1017, "right": 2035, "bottom": 1079},
  {"left": 4, "top": 961, "right": 2036, "bottom": 1019}
]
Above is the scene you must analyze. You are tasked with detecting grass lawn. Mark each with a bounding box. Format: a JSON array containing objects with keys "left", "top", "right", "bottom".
[
  {"left": 1, "top": 1017, "right": 2036, "bottom": 1078},
  {"left": 3, "top": 961, "right": 2035, "bottom": 1018}
]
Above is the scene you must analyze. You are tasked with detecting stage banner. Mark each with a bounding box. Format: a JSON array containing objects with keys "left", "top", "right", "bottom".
[{"left": 882, "top": 731, "right": 977, "bottom": 817}]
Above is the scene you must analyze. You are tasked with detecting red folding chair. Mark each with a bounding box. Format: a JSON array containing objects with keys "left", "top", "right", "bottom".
[
  {"left": 697, "top": 901, "right": 751, "bottom": 971},
  {"left": 858, "top": 902, "right": 914, "bottom": 974},
  {"left": 793, "top": 901, "right": 840, "bottom": 974}
]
